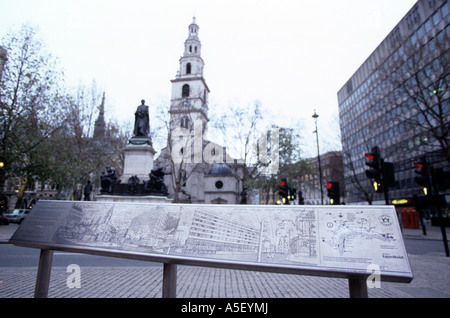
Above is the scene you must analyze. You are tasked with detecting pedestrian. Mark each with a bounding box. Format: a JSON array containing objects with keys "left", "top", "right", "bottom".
[{"left": 84, "top": 180, "right": 92, "bottom": 201}]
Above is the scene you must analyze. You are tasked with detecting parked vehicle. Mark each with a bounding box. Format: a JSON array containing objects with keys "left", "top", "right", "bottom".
[
  {"left": 3, "top": 209, "right": 30, "bottom": 224},
  {"left": 0, "top": 211, "right": 9, "bottom": 225}
]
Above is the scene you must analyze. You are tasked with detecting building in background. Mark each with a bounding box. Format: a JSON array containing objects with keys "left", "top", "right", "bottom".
[
  {"left": 337, "top": 0, "right": 449, "bottom": 204},
  {"left": 155, "top": 18, "right": 244, "bottom": 204},
  {"left": 300, "top": 151, "right": 344, "bottom": 205}
]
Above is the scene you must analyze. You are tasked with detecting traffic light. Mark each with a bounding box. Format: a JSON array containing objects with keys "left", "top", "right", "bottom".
[
  {"left": 383, "top": 162, "right": 396, "bottom": 188},
  {"left": 278, "top": 179, "right": 289, "bottom": 204},
  {"left": 435, "top": 168, "right": 450, "bottom": 192},
  {"left": 414, "top": 157, "right": 430, "bottom": 196},
  {"left": 365, "top": 147, "right": 383, "bottom": 193},
  {"left": 0, "top": 159, "right": 5, "bottom": 179},
  {"left": 289, "top": 187, "right": 297, "bottom": 201},
  {"left": 327, "top": 182, "right": 340, "bottom": 205}
]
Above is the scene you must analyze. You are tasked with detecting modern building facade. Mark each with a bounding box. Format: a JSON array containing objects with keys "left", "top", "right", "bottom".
[{"left": 337, "top": 0, "right": 449, "bottom": 204}]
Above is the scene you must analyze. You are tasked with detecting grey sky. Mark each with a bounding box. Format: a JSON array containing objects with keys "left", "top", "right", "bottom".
[{"left": 0, "top": 0, "right": 418, "bottom": 156}]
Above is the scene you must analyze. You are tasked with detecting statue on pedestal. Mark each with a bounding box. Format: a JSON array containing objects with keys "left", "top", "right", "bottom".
[
  {"left": 97, "top": 99, "right": 169, "bottom": 201},
  {"left": 134, "top": 100, "right": 150, "bottom": 138}
]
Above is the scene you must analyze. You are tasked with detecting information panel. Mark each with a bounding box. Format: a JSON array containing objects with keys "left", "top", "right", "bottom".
[{"left": 10, "top": 201, "right": 413, "bottom": 281}]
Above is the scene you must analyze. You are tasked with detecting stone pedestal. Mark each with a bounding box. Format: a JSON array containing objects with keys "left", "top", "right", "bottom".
[
  {"left": 120, "top": 137, "right": 156, "bottom": 182},
  {"left": 96, "top": 136, "right": 171, "bottom": 203}
]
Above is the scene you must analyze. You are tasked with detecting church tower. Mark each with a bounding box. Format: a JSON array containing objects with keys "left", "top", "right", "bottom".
[
  {"left": 155, "top": 17, "right": 244, "bottom": 204},
  {"left": 169, "top": 17, "right": 210, "bottom": 137}
]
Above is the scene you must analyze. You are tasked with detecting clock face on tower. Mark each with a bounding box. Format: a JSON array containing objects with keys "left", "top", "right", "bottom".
[{"left": 180, "top": 98, "right": 190, "bottom": 108}]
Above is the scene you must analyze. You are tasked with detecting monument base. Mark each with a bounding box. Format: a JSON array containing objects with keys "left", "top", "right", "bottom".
[
  {"left": 121, "top": 137, "right": 156, "bottom": 182},
  {"left": 95, "top": 194, "right": 172, "bottom": 204}
]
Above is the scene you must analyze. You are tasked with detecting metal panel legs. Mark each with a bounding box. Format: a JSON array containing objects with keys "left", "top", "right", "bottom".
[
  {"left": 162, "top": 263, "right": 177, "bottom": 298},
  {"left": 34, "top": 249, "right": 54, "bottom": 298}
]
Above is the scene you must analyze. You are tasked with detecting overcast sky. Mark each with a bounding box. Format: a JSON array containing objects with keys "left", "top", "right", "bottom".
[{"left": 0, "top": 0, "right": 418, "bottom": 157}]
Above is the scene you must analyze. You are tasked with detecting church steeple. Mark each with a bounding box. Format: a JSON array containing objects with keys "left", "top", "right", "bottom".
[
  {"left": 169, "top": 17, "right": 210, "bottom": 136},
  {"left": 94, "top": 92, "right": 106, "bottom": 141},
  {"left": 177, "top": 17, "right": 204, "bottom": 78},
  {"left": 184, "top": 17, "right": 201, "bottom": 57}
]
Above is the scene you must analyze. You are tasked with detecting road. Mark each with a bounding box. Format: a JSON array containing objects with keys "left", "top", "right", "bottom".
[
  {"left": 403, "top": 237, "right": 448, "bottom": 255},
  {"left": 0, "top": 244, "right": 162, "bottom": 267},
  {"left": 0, "top": 237, "right": 445, "bottom": 268}
]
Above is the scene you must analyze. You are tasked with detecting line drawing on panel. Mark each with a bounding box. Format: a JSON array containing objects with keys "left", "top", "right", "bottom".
[{"left": 53, "top": 203, "right": 321, "bottom": 265}]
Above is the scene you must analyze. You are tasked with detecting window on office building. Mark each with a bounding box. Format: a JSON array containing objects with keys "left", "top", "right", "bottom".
[
  {"left": 425, "top": 19, "right": 433, "bottom": 33},
  {"left": 433, "top": 11, "right": 441, "bottom": 25},
  {"left": 442, "top": 3, "right": 449, "bottom": 17}
]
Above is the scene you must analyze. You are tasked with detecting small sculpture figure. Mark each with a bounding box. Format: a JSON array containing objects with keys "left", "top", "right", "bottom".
[
  {"left": 127, "top": 175, "right": 140, "bottom": 195},
  {"left": 133, "top": 99, "right": 150, "bottom": 137},
  {"left": 100, "top": 166, "right": 117, "bottom": 193},
  {"left": 145, "top": 167, "right": 168, "bottom": 196}
]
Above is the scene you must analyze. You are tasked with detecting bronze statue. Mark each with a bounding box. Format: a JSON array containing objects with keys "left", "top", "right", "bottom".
[
  {"left": 145, "top": 167, "right": 168, "bottom": 196},
  {"left": 100, "top": 166, "right": 117, "bottom": 193},
  {"left": 133, "top": 100, "right": 150, "bottom": 137},
  {"left": 127, "top": 175, "right": 140, "bottom": 195}
]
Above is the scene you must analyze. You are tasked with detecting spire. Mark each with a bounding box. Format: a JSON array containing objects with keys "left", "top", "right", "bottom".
[
  {"left": 98, "top": 92, "right": 105, "bottom": 115},
  {"left": 184, "top": 17, "right": 201, "bottom": 57},
  {"left": 188, "top": 16, "right": 199, "bottom": 38},
  {"left": 94, "top": 92, "right": 106, "bottom": 140}
]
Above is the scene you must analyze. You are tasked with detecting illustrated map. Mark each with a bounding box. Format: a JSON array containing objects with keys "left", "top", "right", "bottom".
[{"left": 10, "top": 201, "right": 413, "bottom": 279}]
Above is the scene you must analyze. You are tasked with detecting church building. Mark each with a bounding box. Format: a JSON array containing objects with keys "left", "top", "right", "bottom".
[{"left": 155, "top": 18, "right": 245, "bottom": 204}]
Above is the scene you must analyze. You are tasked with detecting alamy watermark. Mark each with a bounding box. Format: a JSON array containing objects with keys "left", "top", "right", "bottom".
[
  {"left": 366, "top": 264, "right": 381, "bottom": 289},
  {"left": 170, "top": 119, "right": 279, "bottom": 175},
  {"left": 66, "top": 264, "right": 81, "bottom": 289}
]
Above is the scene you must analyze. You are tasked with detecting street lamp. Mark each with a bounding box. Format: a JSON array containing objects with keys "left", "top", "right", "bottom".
[{"left": 312, "top": 110, "right": 324, "bottom": 205}]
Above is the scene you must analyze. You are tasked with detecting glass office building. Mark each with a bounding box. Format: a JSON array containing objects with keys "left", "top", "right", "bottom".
[{"left": 337, "top": 0, "right": 449, "bottom": 204}]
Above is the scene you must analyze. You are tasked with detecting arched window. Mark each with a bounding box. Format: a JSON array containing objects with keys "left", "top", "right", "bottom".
[
  {"left": 180, "top": 117, "right": 189, "bottom": 129},
  {"left": 182, "top": 84, "right": 190, "bottom": 97},
  {"left": 186, "top": 63, "right": 191, "bottom": 74}
]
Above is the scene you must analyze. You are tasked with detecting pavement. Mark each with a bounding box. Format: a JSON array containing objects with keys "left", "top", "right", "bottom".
[{"left": 0, "top": 222, "right": 449, "bottom": 299}]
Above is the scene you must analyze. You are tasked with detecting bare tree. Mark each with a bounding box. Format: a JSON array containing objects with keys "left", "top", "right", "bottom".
[
  {"left": 211, "top": 101, "right": 266, "bottom": 187},
  {"left": 342, "top": 149, "right": 374, "bottom": 205},
  {"left": 48, "top": 82, "right": 129, "bottom": 199},
  {"left": 153, "top": 102, "right": 208, "bottom": 203},
  {"left": 0, "top": 24, "right": 67, "bottom": 206},
  {"left": 0, "top": 24, "right": 130, "bottom": 204}
]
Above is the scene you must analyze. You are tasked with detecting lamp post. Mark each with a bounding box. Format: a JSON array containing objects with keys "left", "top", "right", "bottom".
[{"left": 312, "top": 110, "right": 324, "bottom": 205}]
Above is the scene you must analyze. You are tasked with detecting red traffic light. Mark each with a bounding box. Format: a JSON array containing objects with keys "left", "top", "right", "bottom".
[
  {"left": 365, "top": 153, "right": 374, "bottom": 160},
  {"left": 279, "top": 181, "right": 286, "bottom": 187},
  {"left": 326, "top": 183, "right": 333, "bottom": 189},
  {"left": 414, "top": 162, "right": 423, "bottom": 168}
]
